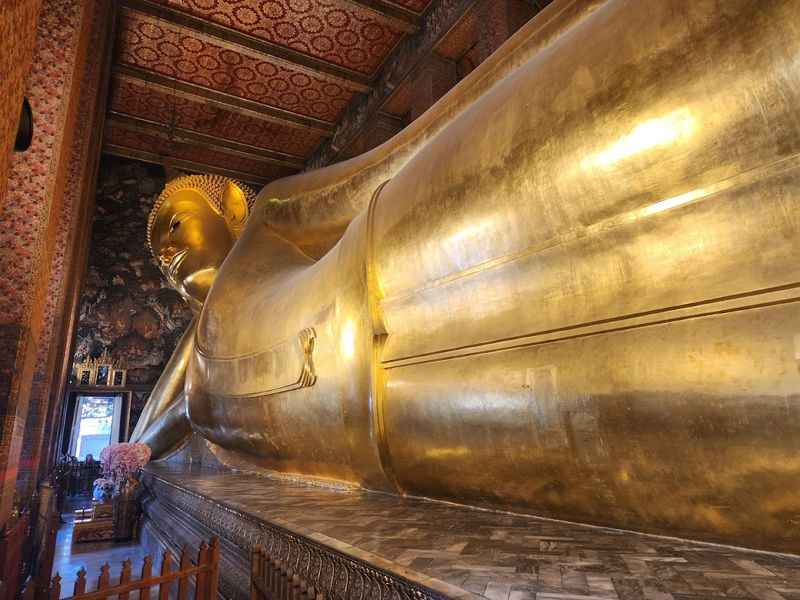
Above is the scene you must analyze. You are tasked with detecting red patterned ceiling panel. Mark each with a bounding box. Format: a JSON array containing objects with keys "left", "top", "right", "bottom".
[
  {"left": 151, "top": 0, "right": 405, "bottom": 74},
  {"left": 119, "top": 10, "right": 357, "bottom": 122},
  {"left": 105, "top": 121, "right": 297, "bottom": 180},
  {"left": 110, "top": 77, "right": 324, "bottom": 157}
]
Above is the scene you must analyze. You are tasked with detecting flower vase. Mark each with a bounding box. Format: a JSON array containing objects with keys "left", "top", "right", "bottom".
[{"left": 92, "top": 482, "right": 112, "bottom": 503}]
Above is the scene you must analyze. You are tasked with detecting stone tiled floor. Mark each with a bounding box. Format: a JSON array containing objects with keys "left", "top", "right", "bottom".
[
  {"left": 146, "top": 465, "right": 800, "bottom": 600},
  {"left": 52, "top": 515, "right": 158, "bottom": 598}
]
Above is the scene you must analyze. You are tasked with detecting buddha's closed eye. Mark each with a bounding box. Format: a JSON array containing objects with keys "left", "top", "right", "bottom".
[{"left": 168, "top": 212, "right": 188, "bottom": 237}]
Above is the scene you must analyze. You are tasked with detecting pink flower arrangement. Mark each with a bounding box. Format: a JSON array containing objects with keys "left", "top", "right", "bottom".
[{"left": 100, "top": 442, "right": 151, "bottom": 484}]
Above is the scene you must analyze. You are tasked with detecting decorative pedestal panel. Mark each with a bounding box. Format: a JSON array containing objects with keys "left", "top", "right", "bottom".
[
  {"left": 72, "top": 496, "right": 138, "bottom": 544},
  {"left": 72, "top": 503, "right": 113, "bottom": 544},
  {"left": 138, "top": 470, "right": 449, "bottom": 600},
  {"left": 139, "top": 463, "right": 800, "bottom": 600}
]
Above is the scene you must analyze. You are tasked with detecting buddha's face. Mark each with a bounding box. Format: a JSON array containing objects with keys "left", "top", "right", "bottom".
[{"left": 150, "top": 189, "right": 235, "bottom": 311}]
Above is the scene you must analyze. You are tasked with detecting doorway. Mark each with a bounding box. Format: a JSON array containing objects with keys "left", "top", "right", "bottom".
[{"left": 67, "top": 394, "right": 124, "bottom": 461}]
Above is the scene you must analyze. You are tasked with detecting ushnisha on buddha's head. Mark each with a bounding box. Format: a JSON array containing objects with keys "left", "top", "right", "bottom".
[{"left": 147, "top": 174, "right": 255, "bottom": 312}]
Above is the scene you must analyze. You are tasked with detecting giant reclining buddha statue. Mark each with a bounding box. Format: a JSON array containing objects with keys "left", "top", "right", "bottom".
[{"left": 131, "top": 0, "right": 800, "bottom": 552}]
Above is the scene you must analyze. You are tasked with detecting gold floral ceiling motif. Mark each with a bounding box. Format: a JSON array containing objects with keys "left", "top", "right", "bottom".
[
  {"left": 117, "top": 11, "right": 359, "bottom": 122},
  {"left": 156, "top": 0, "right": 409, "bottom": 73}
]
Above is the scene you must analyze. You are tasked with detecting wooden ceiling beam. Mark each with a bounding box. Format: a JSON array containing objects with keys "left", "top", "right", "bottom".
[
  {"left": 115, "top": 63, "right": 335, "bottom": 136},
  {"left": 119, "top": 0, "right": 374, "bottom": 90},
  {"left": 113, "top": 70, "right": 326, "bottom": 137},
  {"left": 345, "top": 0, "right": 420, "bottom": 30},
  {"left": 104, "top": 143, "right": 272, "bottom": 188},
  {"left": 107, "top": 111, "right": 306, "bottom": 169},
  {"left": 308, "top": 0, "right": 479, "bottom": 167}
]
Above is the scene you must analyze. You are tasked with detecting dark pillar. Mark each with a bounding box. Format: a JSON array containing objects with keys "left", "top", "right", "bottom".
[
  {"left": 475, "top": 0, "right": 536, "bottom": 64},
  {"left": 409, "top": 55, "right": 458, "bottom": 122},
  {"left": 0, "top": 0, "right": 114, "bottom": 526}
]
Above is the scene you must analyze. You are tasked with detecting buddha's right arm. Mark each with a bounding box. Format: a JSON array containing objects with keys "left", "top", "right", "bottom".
[
  {"left": 130, "top": 317, "right": 197, "bottom": 446},
  {"left": 256, "top": 0, "right": 597, "bottom": 261}
]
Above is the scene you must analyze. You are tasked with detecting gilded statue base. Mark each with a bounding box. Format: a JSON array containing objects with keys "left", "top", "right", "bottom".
[
  {"left": 138, "top": 466, "right": 451, "bottom": 600},
  {"left": 72, "top": 494, "right": 138, "bottom": 545},
  {"left": 138, "top": 461, "right": 800, "bottom": 600}
]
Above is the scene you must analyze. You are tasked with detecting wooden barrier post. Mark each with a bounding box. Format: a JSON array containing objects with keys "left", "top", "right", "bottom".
[
  {"left": 74, "top": 568, "right": 87, "bottom": 595},
  {"left": 208, "top": 538, "right": 219, "bottom": 600},
  {"left": 97, "top": 564, "right": 110, "bottom": 598},
  {"left": 195, "top": 542, "right": 208, "bottom": 600},
  {"left": 139, "top": 555, "right": 152, "bottom": 600},
  {"left": 119, "top": 559, "right": 132, "bottom": 600},
  {"left": 42, "top": 538, "right": 218, "bottom": 600},
  {"left": 177, "top": 546, "right": 190, "bottom": 600},
  {"left": 158, "top": 549, "right": 172, "bottom": 600},
  {"left": 49, "top": 574, "right": 61, "bottom": 600}
]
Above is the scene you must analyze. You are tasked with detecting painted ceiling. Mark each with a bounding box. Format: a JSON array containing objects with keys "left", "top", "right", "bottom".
[
  {"left": 102, "top": 0, "right": 550, "bottom": 187},
  {"left": 103, "top": 0, "right": 434, "bottom": 187}
]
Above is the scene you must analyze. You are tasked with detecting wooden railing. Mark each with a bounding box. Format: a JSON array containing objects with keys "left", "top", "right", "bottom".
[
  {"left": 28, "top": 484, "right": 61, "bottom": 600},
  {"left": 54, "top": 460, "right": 103, "bottom": 501},
  {"left": 48, "top": 538, "right": 219, "bottom": 600},
  {"left": 251, "top": 545, "right": 323, "bottom": 600},
  {"left": 0, "top": 510, "right": 30, "bottom": 600}
]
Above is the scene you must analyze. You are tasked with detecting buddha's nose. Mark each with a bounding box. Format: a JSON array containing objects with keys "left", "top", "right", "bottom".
[{"left": 159, "top": 244, "right": 180, "bottom": 268}]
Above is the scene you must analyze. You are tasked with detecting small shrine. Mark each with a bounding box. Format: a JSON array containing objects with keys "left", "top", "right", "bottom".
[{"left": 71, "top": 350, "right": 127, "bottom": 388}]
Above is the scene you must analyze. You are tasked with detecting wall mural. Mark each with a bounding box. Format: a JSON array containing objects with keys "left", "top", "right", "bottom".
[{"left": 73, "top": 156, "right": 192, "bottom": 387}]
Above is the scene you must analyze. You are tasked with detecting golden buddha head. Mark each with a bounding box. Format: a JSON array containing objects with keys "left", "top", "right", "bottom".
[{"left": 147, "top": 174, "right": 255, "bottom": 311}]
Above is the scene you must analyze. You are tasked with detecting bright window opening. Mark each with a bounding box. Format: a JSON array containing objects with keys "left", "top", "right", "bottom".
[{"left": 69, "top": 395, "right": 123, "bottom": 460}]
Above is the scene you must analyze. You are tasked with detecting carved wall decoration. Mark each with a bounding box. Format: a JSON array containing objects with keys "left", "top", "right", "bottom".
[
  {"left": 0, "top": 0, "right": 116, "bottom": 513},
  {"left": 73, "top": 157, "right": 193, "bottom": 387},
  {"left": 0, "top": 0, "right": 42, "bottom": 210}
]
